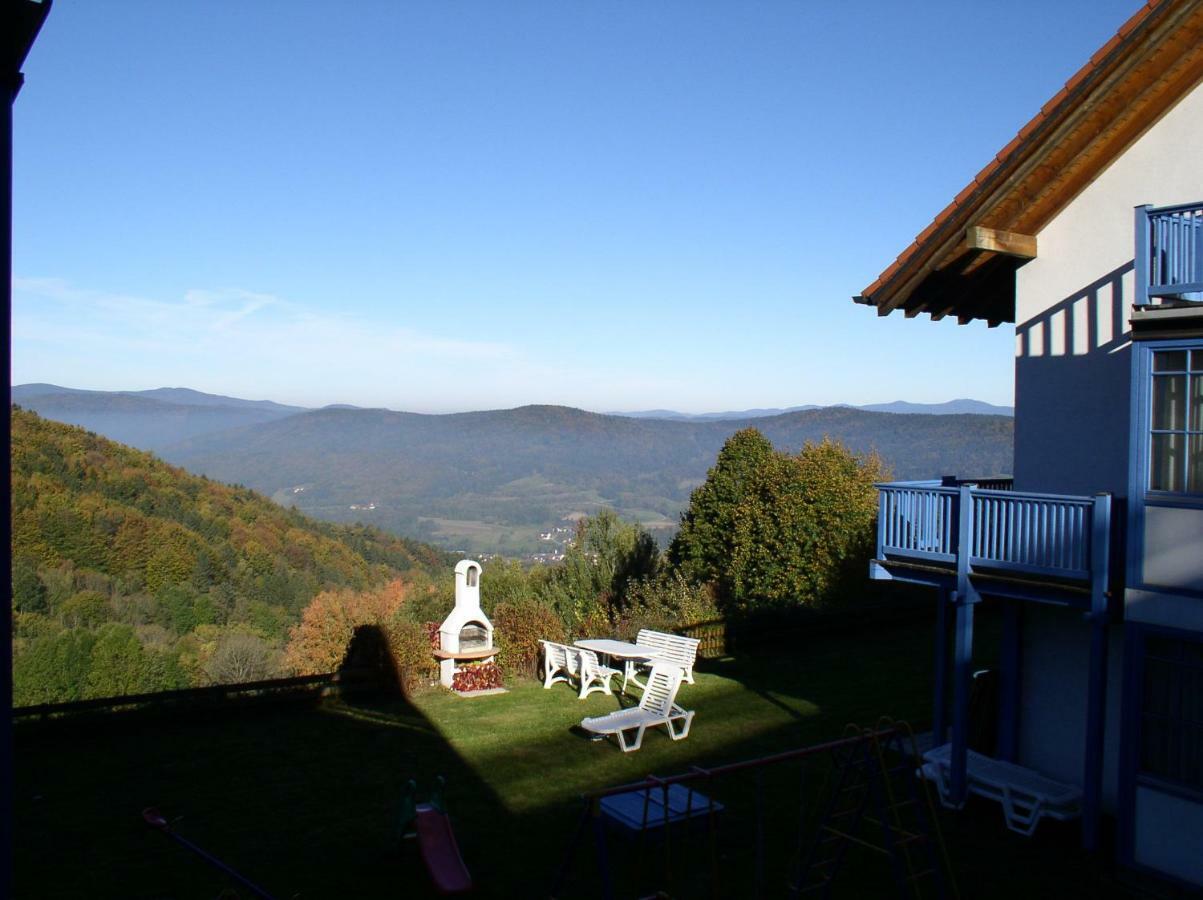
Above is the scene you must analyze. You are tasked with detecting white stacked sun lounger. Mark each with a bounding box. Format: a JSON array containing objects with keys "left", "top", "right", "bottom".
[
  {"left": 635, "top": 629, "right": 701, "bottom": 684},
  {"left": 920, "top": 743, "right": 1083, "bottom": 836}
]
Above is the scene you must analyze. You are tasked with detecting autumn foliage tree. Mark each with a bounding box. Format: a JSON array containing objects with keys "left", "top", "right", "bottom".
[{"left": 283, "top": 580, "right": 410, "bottom": 675}]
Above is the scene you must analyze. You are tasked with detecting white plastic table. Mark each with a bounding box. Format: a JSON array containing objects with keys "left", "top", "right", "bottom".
[{"left": 575, "top": 639, "right": 663, "bottom": 692}]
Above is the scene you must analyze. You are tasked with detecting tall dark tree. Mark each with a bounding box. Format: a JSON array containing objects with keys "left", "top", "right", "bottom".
[
  {"left": 668, "top": 428, "right": 775, "bottom": 595},
  {"left": 670, "top": 430, "right": 886, "bottom": 611}
]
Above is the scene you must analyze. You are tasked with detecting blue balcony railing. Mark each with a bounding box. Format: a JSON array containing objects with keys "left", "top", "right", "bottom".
[
  {"left": 1136, "top": 201, "right": 1203, "bottom": 303},
  {"left": 875, "top": 481, "right": 1110, "bottom": 587}
]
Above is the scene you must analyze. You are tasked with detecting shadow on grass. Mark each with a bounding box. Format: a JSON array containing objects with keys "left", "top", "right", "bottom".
[{"left": 13, "top": 633, "right": 513, "bottom": 898}]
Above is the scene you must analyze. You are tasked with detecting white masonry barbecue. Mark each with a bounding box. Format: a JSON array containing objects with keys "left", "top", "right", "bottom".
[{"left": 434, "top": 560, "right": 497, "bottom": 688}]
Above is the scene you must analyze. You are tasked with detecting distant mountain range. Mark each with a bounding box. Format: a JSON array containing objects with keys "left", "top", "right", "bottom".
[
  {"left": 12, "top": 384, "right": 1014, "bottom": 555},
  {"left": 611, "top": 399, "right": 1013, "bottom": 420},
  {"left": 11, "top": 384, "right": 306, "bottom": 450}
]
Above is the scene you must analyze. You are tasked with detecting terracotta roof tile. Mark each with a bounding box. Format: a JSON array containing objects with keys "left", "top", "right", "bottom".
[
  {"left": 1117, "top": 13, "right": 1140, "bottom": 39},
  {"left": 1015, "top": 114, "right": 1042, "bottom": 143},
  {"left": 974, "top": 156, "right": 1003, "bottom": 185},
  {"left": 1090, "top": 33, "right": 1124, "bottom": 65},
  {"left": 995, "top": 134, "right": 1025, "bottom": 162},
  {"left": 1041, "top": 85, "right": 1071, "bottom": 116},
  {"left": 952, "top": 181, "right": 978, "bottom": 207},
  {"left": 1062, "top": 58, "right": 1095, "bottom": 95},
  {"left": 914, "top": 219, "right": 942, "bottom": 246},
  {"left": 864, "top": 259, "right": 903, "bottom": 296}
]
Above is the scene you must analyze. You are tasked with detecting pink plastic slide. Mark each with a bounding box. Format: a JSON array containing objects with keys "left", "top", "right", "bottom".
[{"left": 414, "top": 806, "right": 473, "bottom": 894}]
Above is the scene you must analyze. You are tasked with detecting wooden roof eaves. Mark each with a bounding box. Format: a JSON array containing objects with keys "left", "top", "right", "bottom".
[{"left": 857, "top": 0, "right": 1201, "bottom": 324}]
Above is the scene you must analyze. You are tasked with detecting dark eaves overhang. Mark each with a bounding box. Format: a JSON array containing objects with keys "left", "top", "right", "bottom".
[
  {"left": 6, "top": 0, "right": 52, "bottom": 97},
  {"left": 854, "top": 0, "right": 1203, "bottom": 327}
]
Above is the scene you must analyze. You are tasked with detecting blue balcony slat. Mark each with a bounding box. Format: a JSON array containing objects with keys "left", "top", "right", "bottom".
[
  {"left": 1140, "top": 201, "right": 1203, "bottom": 301},
  {"left": 1033, "top": 501, "right": 1042, "bottom": 567},
  {"left": 1056, "top": 503, "right": 1065, "bottom": 570},
  {"left": 1023, "top": 500, "right": 1033, "bottom": 567},
  {"left": 1037, "top": 501, "right": 1045, "bottom": 567},
  {"left": 876, "top": 481, "right": 1103, "bottom": 588}
]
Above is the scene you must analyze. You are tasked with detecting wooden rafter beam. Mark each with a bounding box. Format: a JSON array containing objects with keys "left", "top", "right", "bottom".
[{"left": 965, "top": 226, "right": 1037, "bottom": 259}]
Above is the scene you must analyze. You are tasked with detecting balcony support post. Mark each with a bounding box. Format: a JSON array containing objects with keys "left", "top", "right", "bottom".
[
  {"left": 1081, "top": 492, "right": 1113, "bottom": 852},
  {"left": 949, "top": 590, "right": 977, "bottom": 806},
  {"left": 1134, "top": 204, "right": 1152, "bottom": 307},
  {"left": 932, "top": 585, "right": 950, "bottom": 745},
  {"left": 996, "top": 602, "right": 1023, "bottom": 763},
  {"left": 949, "top": 485, "right": 978, "bottom": 807},
  {"left": 1082, "top": 610, "right": 1109, "bottom": 852}
]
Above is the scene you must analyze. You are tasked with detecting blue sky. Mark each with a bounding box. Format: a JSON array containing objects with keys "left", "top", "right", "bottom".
[{"left": 12, "top": 0, "right": 1140, "bottom": 414}]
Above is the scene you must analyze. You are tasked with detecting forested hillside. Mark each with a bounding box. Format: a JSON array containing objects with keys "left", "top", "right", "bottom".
[
  {"left": 13, "top": 385, "right": 1015, "bottom": 556},
  {"left": 163, "top": 404, "right": 1013, "bottom": 554},
  {"left": 10, "top": 407, "right": 452, "bottom": 705}
]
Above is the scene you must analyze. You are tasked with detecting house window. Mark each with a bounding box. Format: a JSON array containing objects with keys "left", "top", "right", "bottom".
[
  {"left": 1149, "top": 349, "right": 1203, "bottom": 493},
  {"left": 1140, "top": 635, "right": 1203, "bottom": 791}
]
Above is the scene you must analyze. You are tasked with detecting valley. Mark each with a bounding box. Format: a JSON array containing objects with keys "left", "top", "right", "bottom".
[{"left": 15, "top": 385, "right": 1014, "bottom": 557}]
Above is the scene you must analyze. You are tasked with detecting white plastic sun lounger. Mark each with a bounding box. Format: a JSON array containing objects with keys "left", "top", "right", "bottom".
[
  {"left": 920, "top": 743, "right": 1082, "bottom": 836},
  {"left": 580, "top": 664, "right": 694, "bottom": 752}
]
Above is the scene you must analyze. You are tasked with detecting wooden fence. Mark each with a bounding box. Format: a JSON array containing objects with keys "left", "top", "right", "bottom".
[{"left": 11, "top": 668, "right": 386, "bottom": 723}]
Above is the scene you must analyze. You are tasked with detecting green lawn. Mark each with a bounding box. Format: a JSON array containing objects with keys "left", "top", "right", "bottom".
[{"left": 13, "top": 613, "right": 1141, "bottom": 898}]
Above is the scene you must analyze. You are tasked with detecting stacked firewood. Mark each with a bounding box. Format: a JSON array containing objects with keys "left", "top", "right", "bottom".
[{"left": 451, "top": 661, "right": 503, "bottom": 692}]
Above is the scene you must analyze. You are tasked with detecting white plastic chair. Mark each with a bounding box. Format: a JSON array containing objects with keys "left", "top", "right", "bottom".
[
  {"left": 540, "top": 640, "right": 575, "bottom": 690},
  {"left": 580, "top": 664, "right": 695, "bottom": 752},
  {"left": 577, "top": 648, "right": 621, "bottom": 700}
]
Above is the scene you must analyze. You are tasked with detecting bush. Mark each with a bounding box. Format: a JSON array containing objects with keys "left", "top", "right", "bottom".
[
  {"left": 383, "top": 619, "right": 440, "bottom": 696},
  {"left": 492, "top": 598, "right": 565, "bottom": 679},
  {"left": 479, "top": 558, "right": 534, "bottom": 615},
  {"left": 396, "top": 582, "right": 450, "bottom": 625},
  {"left": 615, "top": 572, "right": 720, "bottom": 641}
]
